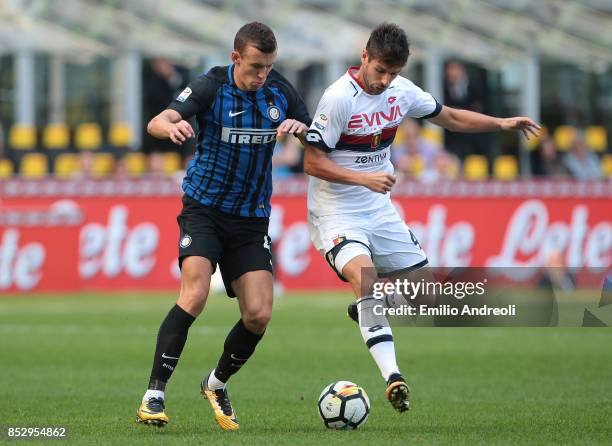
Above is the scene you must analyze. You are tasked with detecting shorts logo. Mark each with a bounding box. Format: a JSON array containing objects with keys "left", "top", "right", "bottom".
[
  {"left": 263, "top": 235, "right": 271, "bottom": 252},
  {"left": 180, "top": 235, "right": 192, "bottom": 248},
  {"left": 267, "top": 105, "right": 280, "bottom": 122},
  {"left": 333, "top": 235, "right": 346, "bottom": 246},
  {"left": 176, "top": 87, "right": 192, "bottom": 102}
]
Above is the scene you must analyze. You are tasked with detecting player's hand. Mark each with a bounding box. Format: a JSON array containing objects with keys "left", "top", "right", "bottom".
[
  {"left": 361, "top": 172, "right": 397, "bottom": 194},
  {"left": 277, "top": 119, "right": 308, "bottom": 137},
  {"left": 167, "top": 120, "right": 195, "bottom": 145},
  {"left": 500, "top": 117, "right": 541, "bottom": 140}
]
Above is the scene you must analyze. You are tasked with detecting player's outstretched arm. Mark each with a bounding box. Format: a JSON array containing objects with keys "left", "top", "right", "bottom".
[
  {"left": 304, "top": 146, "right": 396, "bottom": 194},
  {"left": 147, "top": 109, "right": 195, "bottom": 145},
  {"left": 429, "top": 105, "right": 540, "bottom": 139},
  {"left": 277, "top": 119, "right": 309, "bottom": 146}
]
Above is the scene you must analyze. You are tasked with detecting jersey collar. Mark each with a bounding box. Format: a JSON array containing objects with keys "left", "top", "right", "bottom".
[{"left": 347, "top": 66, "right": 366, "bottom": 91}]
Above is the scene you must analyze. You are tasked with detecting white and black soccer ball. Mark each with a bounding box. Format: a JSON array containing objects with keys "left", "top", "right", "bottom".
[{"left": 317, "top": 381, "right": 370, "bottom": 429}]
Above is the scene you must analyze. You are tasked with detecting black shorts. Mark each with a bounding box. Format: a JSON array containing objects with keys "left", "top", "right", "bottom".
[{"left": 177, "top": 195, "right": 273, "bottom": 297}]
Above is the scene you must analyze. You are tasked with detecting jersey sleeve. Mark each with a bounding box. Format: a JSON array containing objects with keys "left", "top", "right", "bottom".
[
  {"left": 306, "top": 90, "right": 351, "bottom": 153},
  {"left": 405, "top": 83, "right": 442, "bottom": 119},
  {"left": 282, "top": 83, "right": 312, "bottom": 126},
  {"left": 167, "top": 74, "right": 218, "bottom": 120}
]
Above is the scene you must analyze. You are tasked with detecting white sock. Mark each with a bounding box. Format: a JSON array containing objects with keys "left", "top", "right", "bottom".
[
  {"left": 357, "top": 296, "right": 400, "bottom": 382},
  {"left": 143, "top": 389, "right": 164, "bottom": 402},
  {"left": 207, "top": 368, "right": 226, "bottom": 390}
]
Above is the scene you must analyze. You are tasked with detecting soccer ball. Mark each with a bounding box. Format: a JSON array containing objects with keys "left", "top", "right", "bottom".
[{"left": 317, "top": 381, "right": 370, "bottom": 429}]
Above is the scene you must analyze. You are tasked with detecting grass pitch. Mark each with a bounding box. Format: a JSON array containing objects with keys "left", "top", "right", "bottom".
[{"left": 1, "top": 292, "right": 611, "bottom": 445}]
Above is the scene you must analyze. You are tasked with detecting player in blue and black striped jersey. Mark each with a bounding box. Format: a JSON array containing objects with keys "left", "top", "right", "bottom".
[{"left": 136, "top": 22, "right": 311, "bottom": 431}]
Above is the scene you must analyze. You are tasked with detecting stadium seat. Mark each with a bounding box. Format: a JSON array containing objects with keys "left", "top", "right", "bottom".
[
  {"left": 91, "top": 153, "right": 115, "bottom": 178},
  {"left": 109, "top": 122, "right": 132, "bottom": 147},
  {"left": 9, "top": 124, "right": 36, "bottom": 150},
  {"left": 602, "top": 154, "right": 612, "bottom": 178},
  {"left": 493, "top": 155, "right": 519, "bottom": 180},
  {"left": 54, "top": 153, "right": 80, "bottom": 179},
  {"left": 0, "top": 158, "right": 14, "bottom": 179},
  {"left": 420, "top": 126, "right": 443, "bottom": 145},
  {"left": 43, "top": 123, "right": 70, "bottom": 150},
  {"left": 75, "top": 123, "right": 102, "bottom": 151},
  {"left": 553, "top": 125, "right": 576, "bottom": 151},
  {"left": 463, "top": 154, "right": 488, "bottom": 180},
  {"left": 123, "top": 152, "right": 148, "bottom": 177},
  {"left": 20, "top": 153, "right": 48, "bottom": 178},
  {"left": 163, "top": 152, "right": 182, "bottom": 176},
  {"left": 585, "top": 126, "right": 607, "bottom": 152}
]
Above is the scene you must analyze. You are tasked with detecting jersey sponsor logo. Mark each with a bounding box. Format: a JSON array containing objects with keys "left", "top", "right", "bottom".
[
  {"left": 176, "top": 87, "right": 192, "bottom": 102},
  {"left": 220, "top": 127, "right": 277, "bottom": 144},
  {"left": 229, "top": 110, "right": 246, "bottom": 117},
  {"left": 267, "top": 105, "right": 281, "bottom": 122},
  {"left": 354, "top": 151, "right": 388, "bottom": 164},
  {"left": 180, "top": 235, "right": 192, "bottom": 248},
  {"left": 348, "top": 105, "right": 403, "bottom": 129}
]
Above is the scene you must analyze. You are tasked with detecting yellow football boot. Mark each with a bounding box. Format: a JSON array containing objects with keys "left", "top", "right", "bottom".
[
  {"left": 136, "top": 397, "right": 168, "bottom": 427},
  {"left": 201, "top": 375, "right": 239, "bottom": 431},
  {"left": 386, "top": 373, "right": 410, "bottom": 413}
]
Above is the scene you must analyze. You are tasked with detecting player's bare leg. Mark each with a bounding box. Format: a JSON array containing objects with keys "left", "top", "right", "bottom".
[
  {"left": 201, "top": 270, "right": 273, "bottom": 430},
  {"left": 341, "top": 253, "right": 410, "bottom": 413},
  {"left": 137, "top": 256, "right": 213, "bottom": 426}
]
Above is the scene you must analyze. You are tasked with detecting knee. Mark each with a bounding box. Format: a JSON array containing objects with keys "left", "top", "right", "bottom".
[
  {"left": 242, "top": 310, "right": 271, "bottom": 334},
  {"left": 178, "top": 283, "right": 209, "bottom": 317}
]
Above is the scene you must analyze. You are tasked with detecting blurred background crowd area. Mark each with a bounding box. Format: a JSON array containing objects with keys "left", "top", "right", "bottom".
[{"left": 1, "top": 0, "right": 612, "bottom": 182}]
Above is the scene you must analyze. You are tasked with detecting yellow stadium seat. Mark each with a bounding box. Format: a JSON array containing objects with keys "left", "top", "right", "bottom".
[
  {"left": 554, "top": 125, "right": 576, "bottom": 151},
  {"left": 463, "top": 154, "right": 488, "bottom": 180},
  {"left": 493, "top": 155, "right": 519, "bottom": 180},
  {"left": 585, "top": 126, "right": 607, "bottom": 152},
  {"left": 54, "top": 153, "right": 80, "bottom": 179},
  {"left": 420, "top": 126, "right": 443, "bottom": 145},
  {"left": 9, "top": 124, "right": 36, "bottom": 150},
  {"left": 602, "top": 154, "right": 612, "bottom": 178},
  {"left": 91, "top": 153, "right": 115, "bottom": 178},
  {"left": 0, "top": 158, "right": 14, "bottom": 179},
  {"left": 75, "top": 123, "right": 102, "bottom": 150},
  {"left": 124, "top": 152, "right": 148, "bottom": 177},
  {"left": 163, "top": 152, "right": 182, "bottom": 176},
  {"left": 109, "top": 122, "right": 132, "bottom": 147},
  {"left": 43, "top": 123, "right": 70, "bottom": 150},
  {"left": 20, "top": 153, "right": 48, "bottom": 179}
]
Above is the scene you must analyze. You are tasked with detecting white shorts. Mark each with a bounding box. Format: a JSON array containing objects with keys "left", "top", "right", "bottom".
[{"left": 308, "top": 203, "right": 427, "bottom": 280}]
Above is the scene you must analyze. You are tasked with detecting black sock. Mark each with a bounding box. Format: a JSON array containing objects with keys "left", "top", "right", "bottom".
[
  {"left": 148, "top": 304, "right": 196, "bottom": 389},
  {"left": 214, "top": 319, "right": 264, "bottom": 383}
]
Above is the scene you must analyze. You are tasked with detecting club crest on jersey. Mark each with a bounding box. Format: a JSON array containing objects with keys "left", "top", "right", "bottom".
[
  {"left": 371, "top": 131, "right": 382, "bottom": 149},
  {"left": 332, "top": 235, "right": 347, "bottom": 246},
  {"left": 267, "top": 105, "right": 281, "bottom": 122},
  {"left": 180, "top": 235, "right": 192, "bottom": 248}
]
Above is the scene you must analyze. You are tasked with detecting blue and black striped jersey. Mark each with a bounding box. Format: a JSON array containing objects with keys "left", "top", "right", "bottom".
[{"left": 168, "top": 65, "right": 311, "bottom": 218}]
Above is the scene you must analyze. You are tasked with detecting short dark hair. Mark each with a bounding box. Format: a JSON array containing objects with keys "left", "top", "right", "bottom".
[
  {"left": 366, "top": 23, "right": 410, "bottom": 66},
  {"left": 234, "top": 22, "right": 277, "bottom": 54}
]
